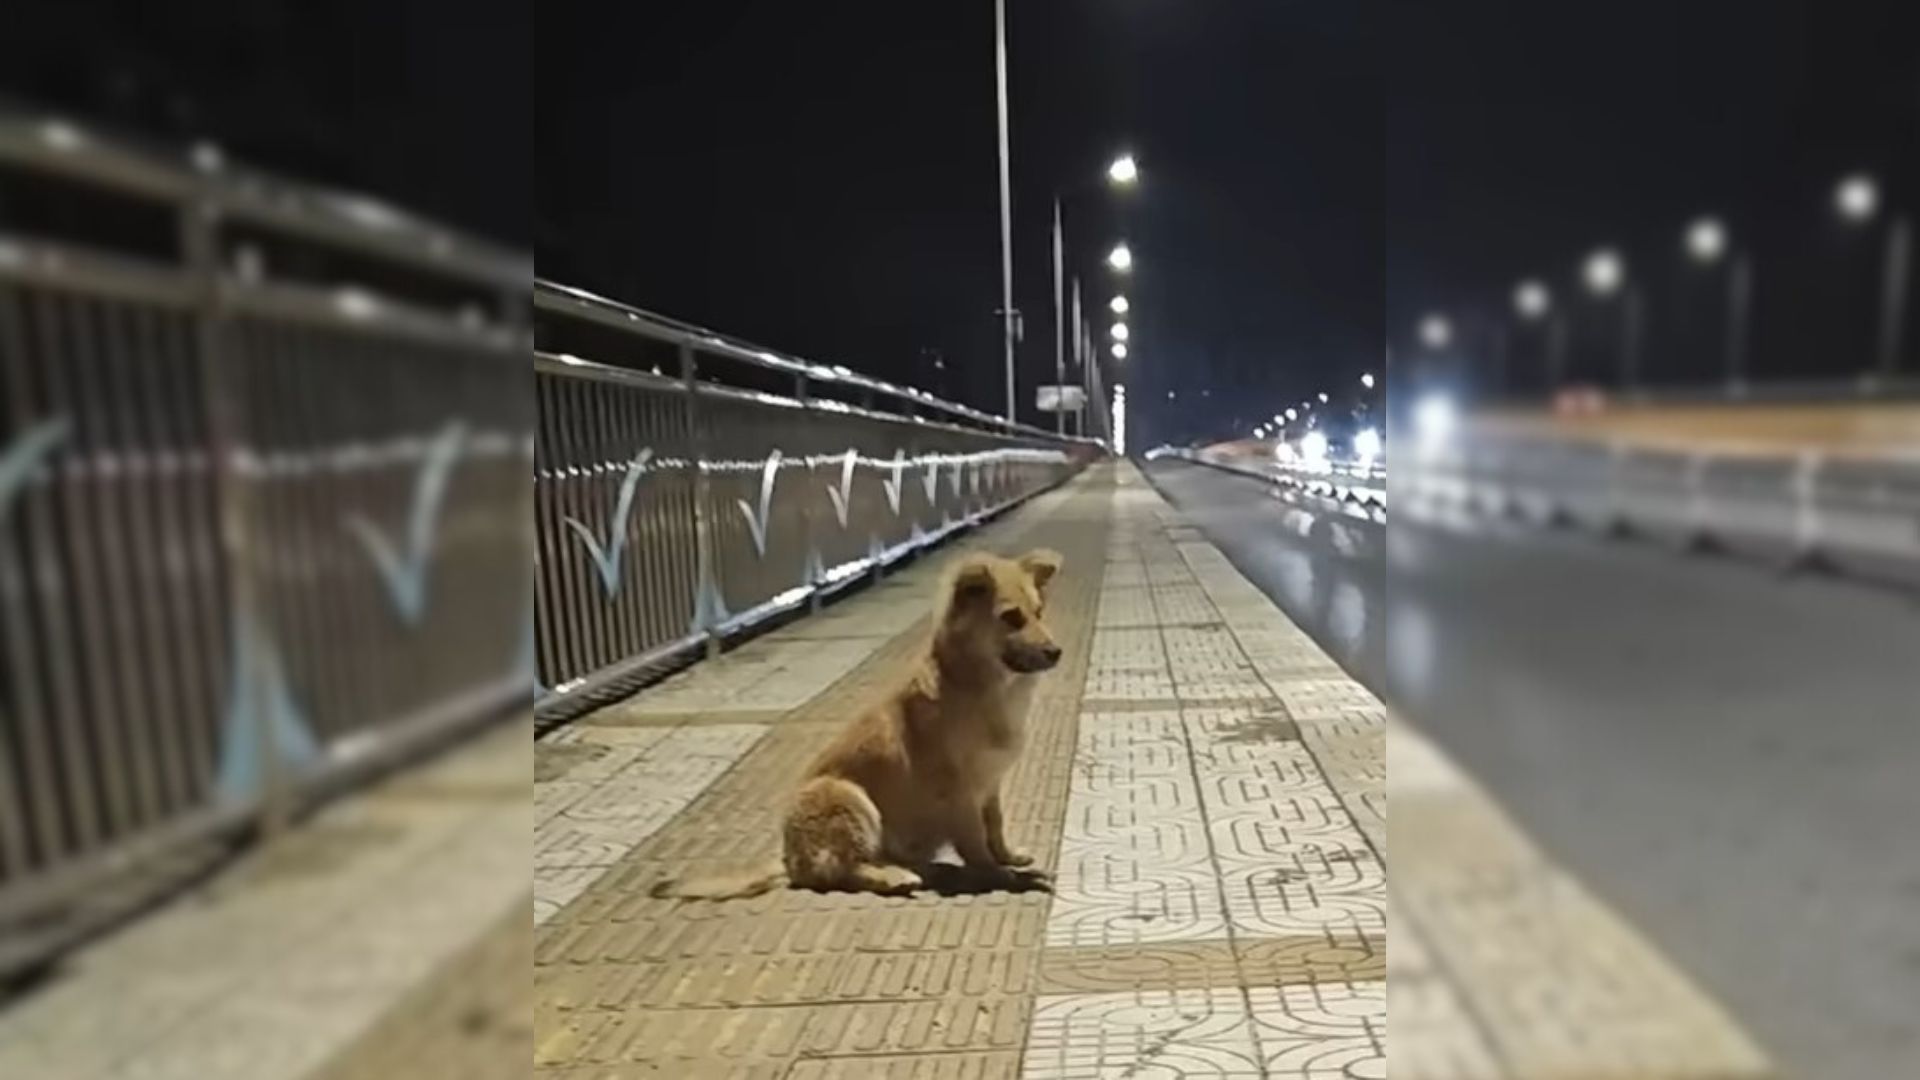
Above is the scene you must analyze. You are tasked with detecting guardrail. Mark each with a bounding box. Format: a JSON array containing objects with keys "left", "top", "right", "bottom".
[
  {"left": 1401, "top": 432, "right": 1920, "bottom": 582},
  {"left": 0, "top": 110, "right": 530, "bottom": 976},
  {"left": 1155, "top": 446, "right": 1388, "bottom": 513},
  {"left": 533, "top": 282, "right": 1101, "bottom": 721}
]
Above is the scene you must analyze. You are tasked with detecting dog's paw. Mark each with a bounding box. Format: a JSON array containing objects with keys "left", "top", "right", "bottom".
[
  {"left": 998, "top": 849, "right": 1035, "bottom": 868},
  {"left": 1009, "top": 866, "right": 1053, "bottom": 893},
  {"left": 869, "top": 865, "right": 925, "bottom": 896}
]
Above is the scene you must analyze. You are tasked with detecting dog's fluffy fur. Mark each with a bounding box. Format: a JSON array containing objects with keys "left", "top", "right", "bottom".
[{"left": 651, "top": 548, "right": 1064, "bottom": 900}]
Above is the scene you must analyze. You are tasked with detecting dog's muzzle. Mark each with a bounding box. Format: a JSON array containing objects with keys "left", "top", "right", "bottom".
[{"left": 1004, "top": 644, "right": 1063, "bottom": 673}]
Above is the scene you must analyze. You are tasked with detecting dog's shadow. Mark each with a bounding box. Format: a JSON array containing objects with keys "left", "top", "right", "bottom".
[{"left": 913, "top": 863, "right": 1053, "bottom": 897}]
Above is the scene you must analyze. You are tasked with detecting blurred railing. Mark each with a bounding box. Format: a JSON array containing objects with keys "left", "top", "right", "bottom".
[
  {"left": 0, "top": 110, "right": 531, "bottom": 975},
  {"left": 533, "top": 282, "right": 1101, "bottom": 720},
  {"left": 1402, "top": 433, "right": 1920, "bottom": 582},
  {"left": 1154, "top": 444, "right": 1388, "bottom": 512}
]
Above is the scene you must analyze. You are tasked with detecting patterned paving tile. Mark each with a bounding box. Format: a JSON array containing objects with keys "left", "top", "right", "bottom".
[
  {"left": 1023, "top": 989, "right": 1265, "bottom": 1079},
  {"left": 1247, "top": 984, "right": 1386, "bottom": 1079},
  {"left": 533, "top": 723, "right": 766, "bottom": 923}
]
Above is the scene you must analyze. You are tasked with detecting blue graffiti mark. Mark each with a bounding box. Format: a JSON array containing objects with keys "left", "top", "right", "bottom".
[
  {"left": 824, "top": 449, "right": 857, "bottom": 529},
  {"left": 0, "top": 418, "right": 69, "bottom": 525},
  {"left": 882, "top": 450, "right": 906, "bottom": 515},
  {"left": 733, "top": 450, "right": 782, "bottom": 557},
  {"left": 213, "top": 611, "right": 319, "bottom": 806},
  {"left": 347, "top": 421, "right": 466, "bottom": 625},
  {"left": 562, "top": 448, "right": 653, "bottom": 597}
]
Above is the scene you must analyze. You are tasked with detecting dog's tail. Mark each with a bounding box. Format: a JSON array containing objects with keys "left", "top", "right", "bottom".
[{"left": 648, "top": 860, "right": 788, "bottom": 901}]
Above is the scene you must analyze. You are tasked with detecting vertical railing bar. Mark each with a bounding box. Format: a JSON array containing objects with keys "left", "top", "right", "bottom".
[
  {"left": 38, "top": 288, "right": 138, "bottom": 841},
  {"left": 105, "top": 298, "right": 195, "bottom": 816},
  {"left": 0, "top": 286, "right": 56, "bottom": 875}
]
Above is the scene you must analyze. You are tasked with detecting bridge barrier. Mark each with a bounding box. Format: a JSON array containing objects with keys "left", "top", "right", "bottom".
[
  {"left": 0, "top": 110, "right": 530, "bottom": 975},
  {"left": 533, "top": 282, "right": 1102, "bottom": 722},
  {"left": 1402, "top": 432, "right": 1920, "bottom": 581}
]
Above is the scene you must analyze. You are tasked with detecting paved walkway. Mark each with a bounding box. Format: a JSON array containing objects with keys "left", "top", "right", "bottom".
[
  {"left": 534, "top": 461, "right": 1390, "bottom": 1077},
  {"left": 0, "top": 718, "right": 530, "bottom": 1080}
]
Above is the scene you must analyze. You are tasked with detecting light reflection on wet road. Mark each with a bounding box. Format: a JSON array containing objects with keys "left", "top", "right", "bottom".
[{"left": 1143, "top": 456, "right": 1920, "bottom": 1080}]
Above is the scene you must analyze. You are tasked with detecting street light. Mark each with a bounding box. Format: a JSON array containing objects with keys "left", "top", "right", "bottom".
[
  {"left": 1583, "top": 249, "right": 1624, "bottom": 296},
  {"left": 1686, "top": 216, "right": 1727, "bottom": 263},
  {"left": 1360, "top": 372, "right": 1376, "bottom": 389},
  {"left": 1418, "top": 314, "right": 1452, "bottom": 349},
  {"left": 1835, "top": 173, "right": 1878, "bottom": 223},
  {"left": 1317, "top": 392, "right": 1329, "bottom": 404},
  {"left": 1285, "top": 407, "right": 1298, "bottom": 421},
  {"left": 1107, "top": 154, "right": 1139, "bottom": 186},
  {"left": 1110, "top": 322, "right": 1130, "bottom": 342},
  {"left": 1513, "top": 279, "right": 1551, "bottom": 319},
  {"left": 1111, "top": 341, "right": 1128, "bottom": 360},
  {"left": 1109, "top": 296, "right": 1129, "bottom": 315},
  {"left": 1107, "top": 243, "right": 1133, "bottom": 272}
]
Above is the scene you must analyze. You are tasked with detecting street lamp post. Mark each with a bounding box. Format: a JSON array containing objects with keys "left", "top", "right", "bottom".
[
  {"left": 1833, "top": 173, "right": 1910, "bottom": 381},
  {"left": 1583, "top": 248, "right": 1642, "bottom": 391},
  {"left": 1683, "top": 216, "right": 1755, "bottom": 391},
  {"left": 993, "top": 0, "right": 1016, "bottom": 422}
]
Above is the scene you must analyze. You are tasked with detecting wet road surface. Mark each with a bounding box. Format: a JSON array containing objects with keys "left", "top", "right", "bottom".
[{"left": 1144, "top": 456, "right": 1920, "bottom": 1080}]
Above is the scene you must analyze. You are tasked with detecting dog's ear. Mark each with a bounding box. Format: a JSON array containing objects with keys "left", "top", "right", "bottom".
[
  {"left": 949, "top": 557, "right": 997, "bottom": 610},
  {"left": 1018, "top": 549, "right": 1063, "bottom": 593}
]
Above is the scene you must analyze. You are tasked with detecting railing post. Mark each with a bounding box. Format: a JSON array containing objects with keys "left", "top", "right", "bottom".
[
  {"left": 797, "top": 372, "right": 825, "bottom": 614},
  {"left": 182, "top": 174, "right": 285, "bottom": 837},
  {"left": 682, "top": 342, "right": 722, "bottom": 659}
]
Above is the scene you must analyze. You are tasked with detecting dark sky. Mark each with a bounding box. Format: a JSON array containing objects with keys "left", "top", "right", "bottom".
[
  {"left": 538, "top": 2, "right": 1382, "bottom": 446},
  {"left": 1, "top": 0, "right": 529, "bottom": 247},
  {"left": 5, "top": 1, "right": 1913, "bottom": 440},
  {"left": 1388, "top": 0, "right": 1920, "bottom": 395}
]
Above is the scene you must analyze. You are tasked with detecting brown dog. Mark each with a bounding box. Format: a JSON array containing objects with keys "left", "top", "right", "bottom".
[{"left": 651, "top": 548, "right": 1063, "bottom": 899}]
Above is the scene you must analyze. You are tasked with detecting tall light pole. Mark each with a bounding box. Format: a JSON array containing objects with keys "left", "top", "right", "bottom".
[
  {"left": 994, "top": 0, "right": 1016, "bottom": 422},
  {"left": 1584, "top": 247, "right": 1642, "bottom": 390},
  {"left": 1835, "top": 172, "right": 1911, "bottom": 381},
  {"left": 1052, "top": 154, "right": 1137, "bottom": 435},
  {"left": 1682, "top": 215, "right": 1754, "bottom": 390}
]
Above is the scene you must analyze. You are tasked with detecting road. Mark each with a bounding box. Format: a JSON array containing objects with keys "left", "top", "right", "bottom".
[{"left": 1144, "top": 456, "right": 1920, "bottom": 1080}]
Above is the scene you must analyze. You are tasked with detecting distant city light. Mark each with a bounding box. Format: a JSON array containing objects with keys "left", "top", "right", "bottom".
[
  {"left": 1109, "top": 295, "right": 1129, "bottom": 315},
  {"left": 1418, "top": 314, "right": 1451, "bottom": 349},
  {"left": 1414, "top": 393, "right": 1457, "bottom": 450},
  {"left": 1108, "top": 154, "right": 1139, "bottom": 185},
  {"left": 1300, "top": 430, "right": 1330, "bottom": 466},
  {"left": 1583, "top": 249, "right": 1624, "bottom": 296},
  {"left": 1513, "top": 280, "right": 1551, "bottom": 319},
  {"left": 1685, "top": 217, "right": 1727, "bottom": 263},
  {"left": 1835, "top": 173, "right": 1878, "bottom": 223},
  {"left": 1107, "top": 243, "right": 1133, "bottom": 271},
  {"left": 1111, "top": 341, "right": 1128, "bottom": 359}
]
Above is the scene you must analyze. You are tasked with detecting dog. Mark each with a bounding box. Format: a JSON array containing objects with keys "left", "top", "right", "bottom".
[{"left": 650, "top": 547, "right": 1064, "bottom": 899}]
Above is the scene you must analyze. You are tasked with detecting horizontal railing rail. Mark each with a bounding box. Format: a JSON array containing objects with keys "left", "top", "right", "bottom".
[
  {"left": 1401, "top": 431, "right": 1920, "bottom": 581},
  {"left": 532, "top": 280, "right": 1102, "bottom": 720}
]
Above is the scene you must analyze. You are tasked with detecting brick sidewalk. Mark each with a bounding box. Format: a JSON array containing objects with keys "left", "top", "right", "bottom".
[{"left": 533, "top": 461, "right": 1390, "bottom": 1077}]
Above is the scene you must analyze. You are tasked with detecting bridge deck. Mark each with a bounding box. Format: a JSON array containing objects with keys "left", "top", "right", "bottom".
[
  {"left": 530, "top": 461, "right": 1391, "bottom": 1078},
  {"left": 0, "top": 461, "right": 1779, "bottom": 1079}
]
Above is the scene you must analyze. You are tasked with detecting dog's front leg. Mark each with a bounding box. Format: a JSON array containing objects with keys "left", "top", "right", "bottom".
[
  {"left": 952, "top": 800, "right": 1048, "bottom": 893},
  {"left": 983, "top": 791, "right": 1033, "bottom": 868}
]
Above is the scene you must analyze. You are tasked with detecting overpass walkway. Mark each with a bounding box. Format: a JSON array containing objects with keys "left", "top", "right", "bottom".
[{"left": 0, "top": 460, "right": 1780, "bottom": 1079}]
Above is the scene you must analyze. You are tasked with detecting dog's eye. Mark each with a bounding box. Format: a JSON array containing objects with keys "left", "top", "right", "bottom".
[{"left": 1000, "top": 608, "right": 1027, "bottom": 630}]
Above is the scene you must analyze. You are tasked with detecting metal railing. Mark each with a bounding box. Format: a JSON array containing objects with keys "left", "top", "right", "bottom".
[
  {"left": 533, "top": 282, "right": 1101, "bottom": 719},
  {"left": 0, "top": 110, "right": 531, "bottom": 975},
  {"left": 1401, "top": 431, "right": 1920, "bottom": 582}
]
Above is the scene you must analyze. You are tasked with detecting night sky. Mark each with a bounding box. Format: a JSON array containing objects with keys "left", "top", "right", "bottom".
[
  {"left": 1388, "top": 1, "right": 1919, "bottom": 396},
  {"left": 0, "top": 0, "right": 530, "bottom": 247},
  {"left": 4, "top": 2, "right": 1914, "bottom": 444},
  {"left": 538, "top": 2, "right": 1381, "bottom": 447}
]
